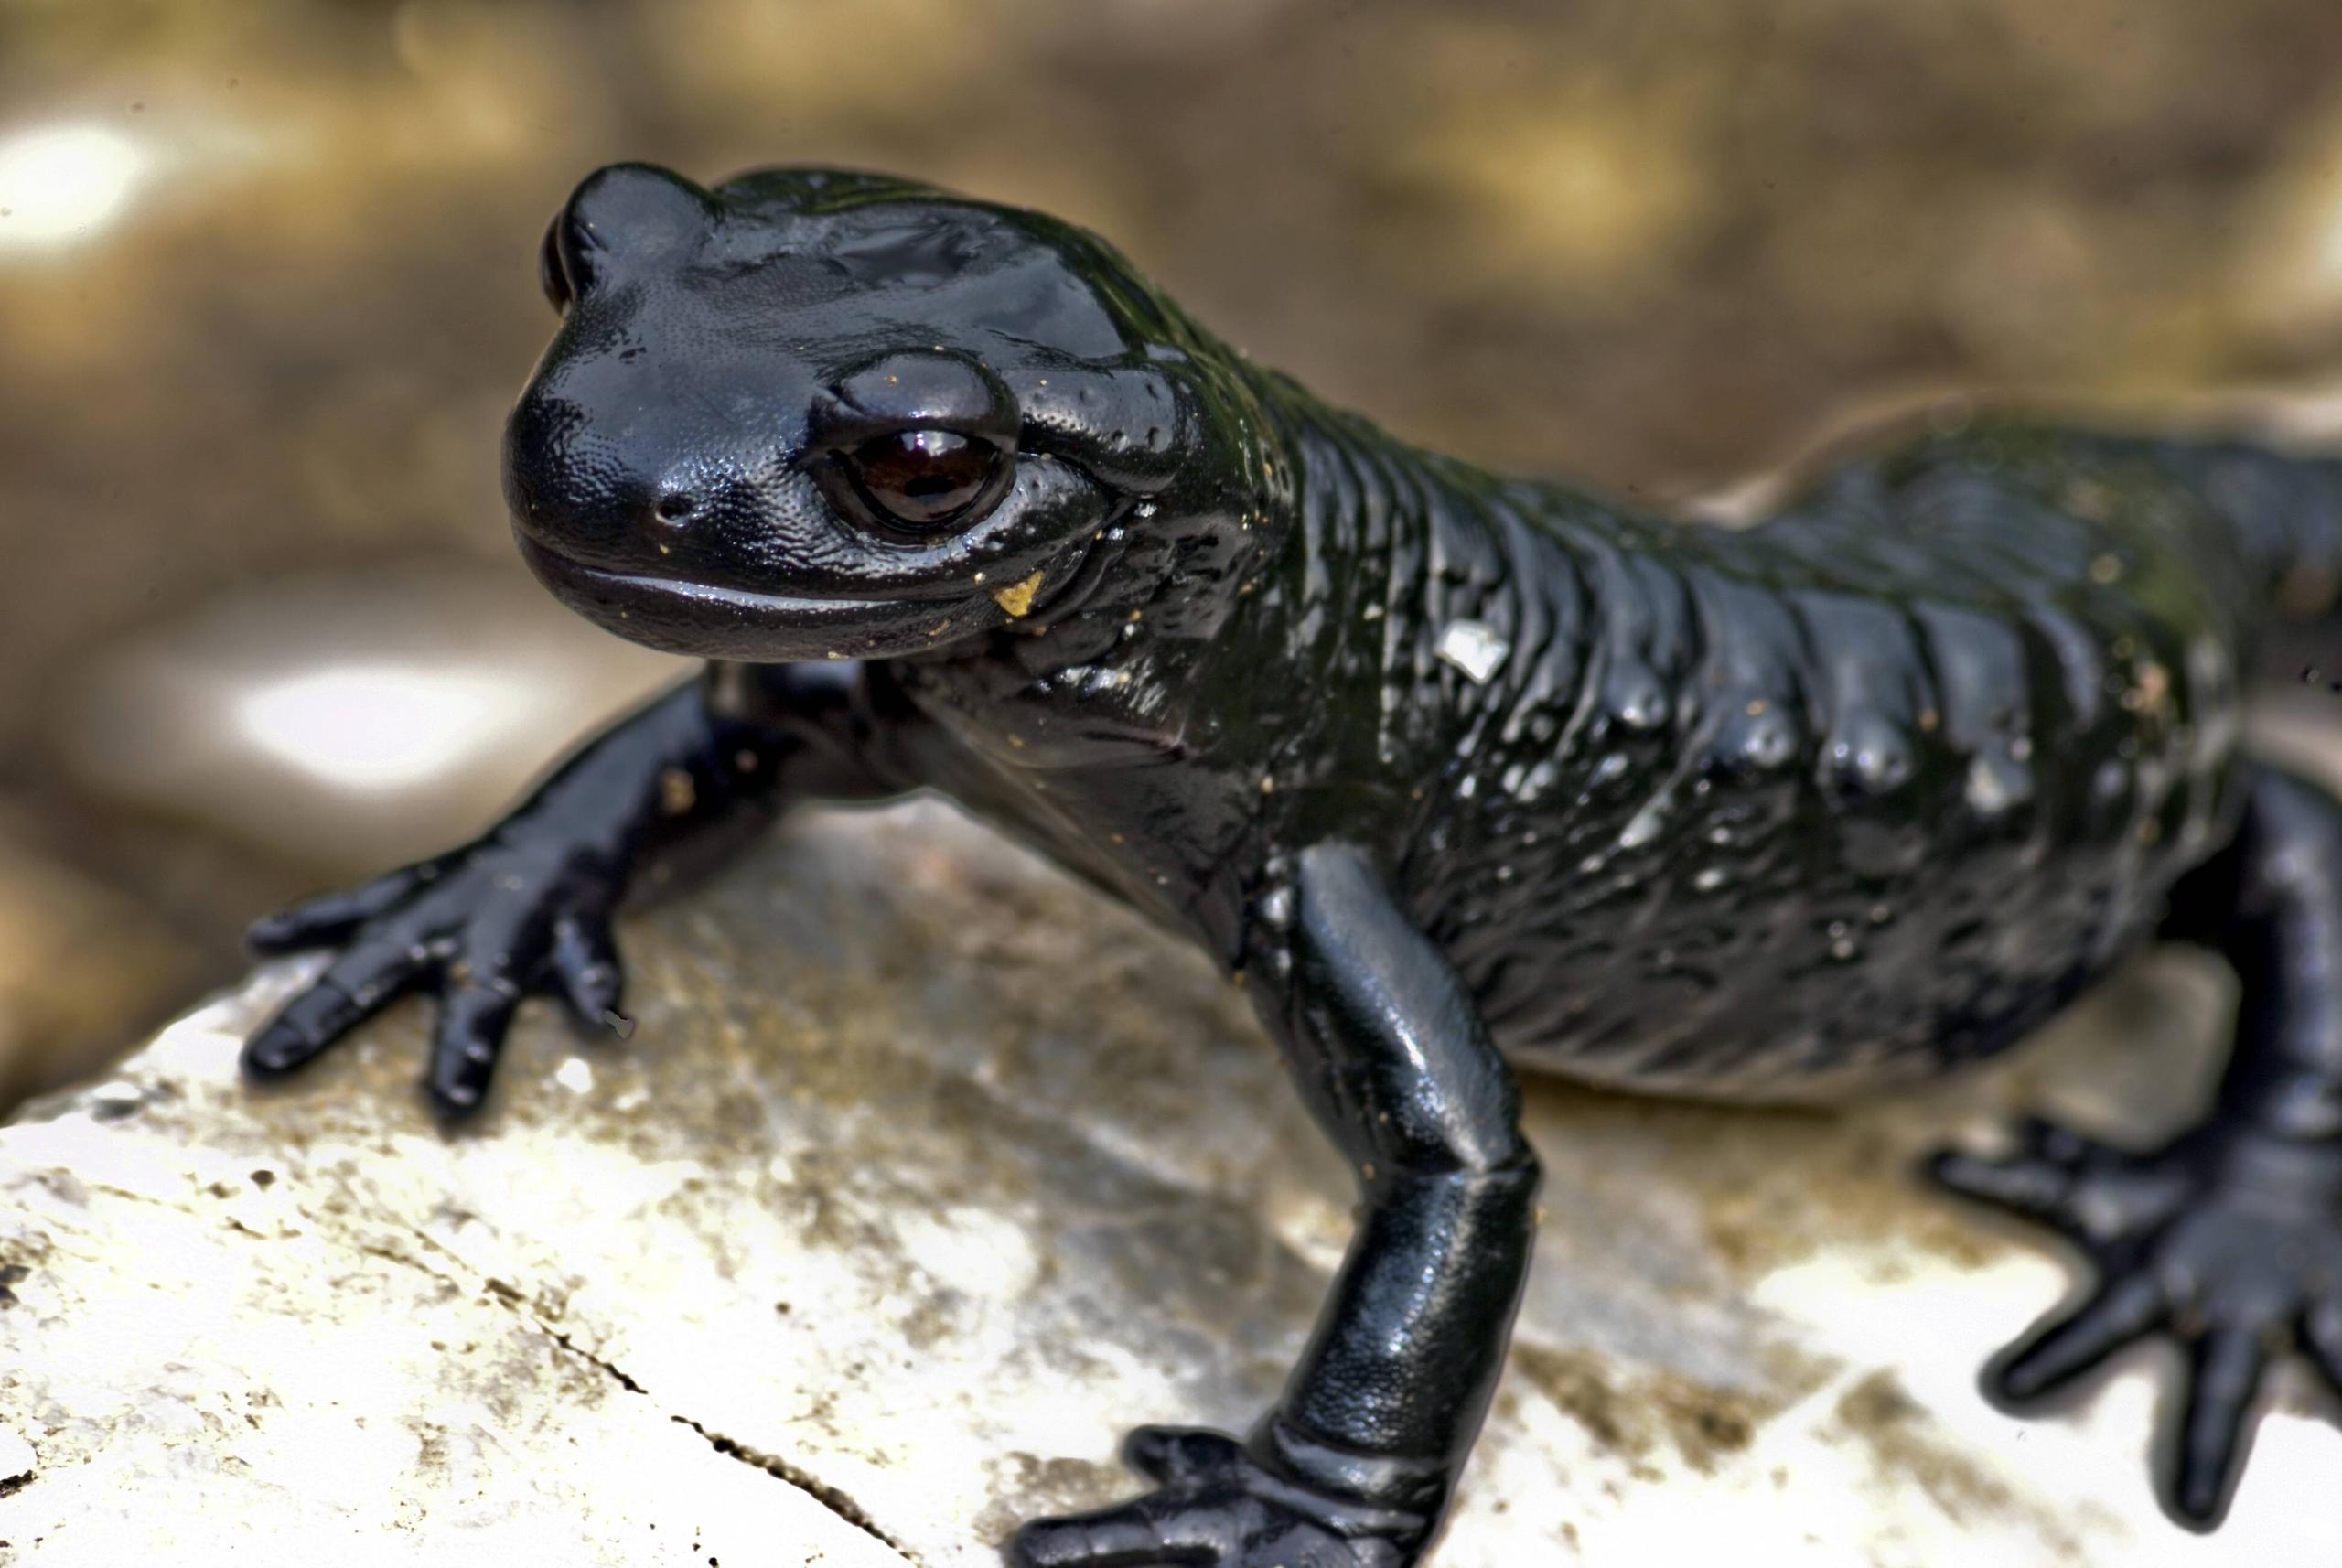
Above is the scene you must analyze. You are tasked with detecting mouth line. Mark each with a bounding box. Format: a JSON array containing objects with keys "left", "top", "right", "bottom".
[{"left": 516, "top": 532, "right": 951, "bottom": 622}]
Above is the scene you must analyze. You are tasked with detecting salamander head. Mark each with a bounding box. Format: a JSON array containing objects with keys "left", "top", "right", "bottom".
[{"left": 505, "top": 162, "right": 1285, "bottom": 661}]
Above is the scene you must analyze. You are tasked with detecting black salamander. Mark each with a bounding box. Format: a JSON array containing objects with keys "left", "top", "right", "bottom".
[{"left": 243, "top": 163, "right": 2342, "bottom": 1563}]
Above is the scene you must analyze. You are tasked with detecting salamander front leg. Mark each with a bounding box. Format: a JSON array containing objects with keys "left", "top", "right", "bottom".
[
  {"left": 243, "top": 660, "right": 900, "bottom": 1116},
  {"left": 1931, "top": 763, "right": 2342, "bottom": 1529},
  {"left": 1009, "top": 843, "right": 1540, "bottom": 1568}
]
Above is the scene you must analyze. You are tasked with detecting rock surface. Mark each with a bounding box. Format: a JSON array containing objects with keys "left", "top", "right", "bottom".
[{"left": 4, "top": 800, "right": 2341, "bottom": 1566}]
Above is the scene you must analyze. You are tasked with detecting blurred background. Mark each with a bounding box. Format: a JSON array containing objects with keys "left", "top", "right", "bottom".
[{"left": 11, "top": 0, "right": 2342, "bottom": 1110}]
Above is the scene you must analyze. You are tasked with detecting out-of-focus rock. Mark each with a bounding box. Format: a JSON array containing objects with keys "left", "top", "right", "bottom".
[
  {"left": 57, "top": 561, "right": 689, "bottom": 874},
  {"left": 0, "top": 809, "right": 192, "bottom": 1109},
  {"left": 3, "top": 802, "right": 2340, "bottom": 1564}
]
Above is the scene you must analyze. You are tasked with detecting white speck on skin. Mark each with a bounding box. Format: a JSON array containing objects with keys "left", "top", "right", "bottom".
[
  {"left": 1619, "top": 801, "right": 1666, "bottom": 849},
  {"left": 553, "top": 1058, "right": 595, "bottom": 1094},
  {"left": 1967, "top": 756, "right": 2014, "bottom": 815},
  {"left": 1435, "top": 620, "right": 1509, "bottom": 684}
]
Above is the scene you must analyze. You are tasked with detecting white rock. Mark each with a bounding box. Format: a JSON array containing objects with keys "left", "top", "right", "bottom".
[
  {"left": 0, "top": 1423, "right": 34, "bottom": 1485},
  {"left": 0, "top": 800, "right": 2334, "bottom": 1564}
]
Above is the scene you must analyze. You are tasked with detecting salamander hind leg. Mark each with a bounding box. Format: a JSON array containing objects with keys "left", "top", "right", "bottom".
[{"left": 1929, "top": 763, "right": 2342, "bottom": 1529}]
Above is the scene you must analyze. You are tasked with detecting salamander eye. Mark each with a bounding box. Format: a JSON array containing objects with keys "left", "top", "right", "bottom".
[
  {"left": 538, "top": 215, "right": 573, "bottom": 316},
  {"left": 841, "top": 430, "right": 1005, "bottom": 531}
]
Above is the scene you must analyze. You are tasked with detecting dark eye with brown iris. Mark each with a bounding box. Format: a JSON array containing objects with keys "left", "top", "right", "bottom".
[{"left": 845, "top": 430, "right": 1002, "bottom": 529}]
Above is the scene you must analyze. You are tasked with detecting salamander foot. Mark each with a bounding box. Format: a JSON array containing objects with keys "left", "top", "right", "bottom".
[
  {"left": 1006, "top": 1428, "right": 1428, "bottom": 1568},
  {"left": 243, "top": 830, "right": 628, "bottom": 1117},
  {"left": 1930, "top": 1115, "right": 2342, "bottom": 1528}
]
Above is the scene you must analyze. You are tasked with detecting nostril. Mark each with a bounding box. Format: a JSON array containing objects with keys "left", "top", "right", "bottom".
[{"left": 653, "top": 490, "right": 698, "bottom": 524}]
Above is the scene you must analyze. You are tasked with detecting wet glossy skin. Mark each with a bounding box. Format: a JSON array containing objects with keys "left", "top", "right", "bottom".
[{"left": 247, "top": 163, "right": 2342, "bottom": 1562}]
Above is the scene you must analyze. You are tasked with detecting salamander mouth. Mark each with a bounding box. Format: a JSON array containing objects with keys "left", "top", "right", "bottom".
[{"left": 516, "top": 532, "right": 975, "bottom": 661}]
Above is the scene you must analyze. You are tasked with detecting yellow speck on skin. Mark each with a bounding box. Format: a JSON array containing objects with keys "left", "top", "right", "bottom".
[
  {"left": 1261, "top": 776, "right": 1275, "bottom": 794},
  {"left": 825, "top": 650, "right": 843, "bottom": 660},
  {"left": 1918, "top": 708, "right": 1940, "bottom": 732},
  {"left": 929, "top": 618, "right": 953, "bottom": 638},
  {"left": 1127, "top": 608, "right": 1143, "bottom": 623},
  {"left": 992, "top": 569, "right": 1045, "bottom": 618},
  {"left": 1007, "top": 735, "right": 1026, "bottom": 749},
  {"left": 1746, "top": 699, "right": 1767, "bottom": 716}
]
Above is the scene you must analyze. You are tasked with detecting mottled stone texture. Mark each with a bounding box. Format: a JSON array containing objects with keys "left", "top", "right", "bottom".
[{"left": 1, "top": 801, "right": 2337, "bottom": 1564}]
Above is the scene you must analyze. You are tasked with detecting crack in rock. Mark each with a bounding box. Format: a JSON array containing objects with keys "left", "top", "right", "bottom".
[
  {"left": 523, "top": 1302, "right": 921, "bottom": 1564},
  {"left": 665, "top": 1411, "right": 919, "bottom": 1564},
  {"left": 350, "top": 1212, "right": 919, "bottom": 1563},
  {"left": 19, "top": 1157, "right": 923, "bottom": 1559}
]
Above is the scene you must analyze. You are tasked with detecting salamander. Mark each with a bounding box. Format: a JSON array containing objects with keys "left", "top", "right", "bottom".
[{"left": 242, "top": 162, "right": 2342, "bottom": 1563}]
